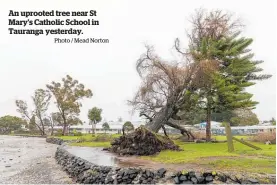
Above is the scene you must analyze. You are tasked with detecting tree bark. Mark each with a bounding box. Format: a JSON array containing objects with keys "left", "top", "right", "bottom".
[
  {"left": 37, "top": 113, "right": 46, "bottom": 136},
  {"left": 146, "top": 102, "right": 175, "bottom": 132},
  {"left": 206, "top": 105, "right": 212, "bottom": 141},
  {"left": 161, "top": 125, "right": 168, "bottom": 137},
  {"left": 62, "top": 124, "right": 67, "bottom": 135},
  {"left": 61, "top": 110, "right": 67, "bottom": 135},
  {"left": 92, "top": 123, "right": 95, "bottom": 135},
  {"left": 92, "top": 121, "right": 96, "bottom": 135}
]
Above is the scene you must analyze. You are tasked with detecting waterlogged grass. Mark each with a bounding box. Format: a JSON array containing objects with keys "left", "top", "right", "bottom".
[{"left": 70, "top": 141, "right": 111, "bottom": 147}]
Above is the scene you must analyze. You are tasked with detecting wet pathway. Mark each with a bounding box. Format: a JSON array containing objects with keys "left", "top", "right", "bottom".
[{"left": 0, "top": 135, "right": 72, "bottom": 183}]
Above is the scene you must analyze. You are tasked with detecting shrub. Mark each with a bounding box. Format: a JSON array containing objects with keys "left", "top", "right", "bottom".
[
  {"left": 13, "top": 129, "right": 41, "bottom": 135},
  {"left": 76, "top": 134, "right": 95, "bottom": 142},
  {"left": 250, "top": 132, "right": 276, "bottom": 144},
  {"left": 74, "top": 132, "right": 83, "bottom": 136},
  {"left": 72, "top": 129, "right": 83, "bottom": 136},
  {"left": 93, "top": 134, "right": 113, "bottom": 142},
  {"left": 54, "top": 129, "right": 63, "bottom": 136}
]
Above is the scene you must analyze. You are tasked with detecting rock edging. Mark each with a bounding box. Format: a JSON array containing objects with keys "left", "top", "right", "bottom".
[
  {"left": 54, "top": 145, "right": 261, "bottom": 184},
  {"left": 46, "top": 137, "right": 64, "bottom": 145},
  {"left": 55, "top": 146, "right": 167, "bottom": 184}
]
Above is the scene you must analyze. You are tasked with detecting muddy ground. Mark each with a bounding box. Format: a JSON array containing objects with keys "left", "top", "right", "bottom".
[{"left": 0, "top": 135, "right": 72, "bottom": 184}]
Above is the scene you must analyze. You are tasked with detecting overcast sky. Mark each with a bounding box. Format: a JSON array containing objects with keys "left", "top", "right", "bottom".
[{"left": 0, "top": 0, "right": 276, "bottom": 123}]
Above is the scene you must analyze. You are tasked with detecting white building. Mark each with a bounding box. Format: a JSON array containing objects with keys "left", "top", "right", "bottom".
[{"left": 52, "top": 120, "right": 146, "bottom": 134}]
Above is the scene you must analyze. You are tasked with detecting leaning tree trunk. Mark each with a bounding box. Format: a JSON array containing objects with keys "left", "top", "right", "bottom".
[
  {"left": 145, "top": 102, "right": 195, "bottom": 140},
  {"left": 146, "top": 109, "right": 172, "bottom": 132}
]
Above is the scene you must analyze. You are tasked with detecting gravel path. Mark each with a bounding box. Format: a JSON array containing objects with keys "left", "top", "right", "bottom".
[{"left": 0, "top": 135, "right": 73, "bottom": 184}]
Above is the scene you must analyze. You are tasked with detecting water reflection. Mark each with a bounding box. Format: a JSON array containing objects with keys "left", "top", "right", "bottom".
[{"left": 65, "top": 146, "right": 122, "bottom": 167}]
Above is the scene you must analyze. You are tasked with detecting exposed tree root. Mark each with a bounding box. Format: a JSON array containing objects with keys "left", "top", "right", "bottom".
[{"left": 107, "top": 126, "right": 181, "bottom": 156}]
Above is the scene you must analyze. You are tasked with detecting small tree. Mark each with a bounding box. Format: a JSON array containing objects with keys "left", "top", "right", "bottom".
[
  {"left": 123, "top": 121, "right": 134, "bottom": 134},
  {"left": 47, "top": 112, "right": 63, "bottom": 135},
  {"left": 102, "top": 122, "right": 110, "bottom": 133},
  {"left": 88, "top": 107, "right": 102, "bottom": 134},
  {"left": 16, "top": 88, "right": 51, "bottom": 135},
  {"left": 46, "top": 75, "right": 92, "bottom": 135}
]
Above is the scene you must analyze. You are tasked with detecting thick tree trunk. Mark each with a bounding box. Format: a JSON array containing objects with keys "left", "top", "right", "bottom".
[
  {"left": 92, "top": 124, "right": 95, "bottom": 135},
  {"left": 145, "top": 106, "right": 194, "bottom": 140},
  {"left": 146, "top": 103, "right": 175, "bottom": 132},
  {"left": 143, "top": 88, "right": 195, "bottom": 140},
  {"left": 62, "top": 124, "right": 68, "bottom": 135},
  {"left": 206, "top": 106, "right": 212, "bottom": 141}
]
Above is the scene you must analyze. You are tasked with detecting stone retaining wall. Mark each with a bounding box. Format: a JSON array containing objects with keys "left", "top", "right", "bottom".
[
  {"left": 55, "top": 145, "right": 262, "bottom": 184},
  {"left": 55, "top": 146, "right": 169, "bottom": 184},
  {"left": 46, "top": 137, "right": 64, "bottom": 145}
]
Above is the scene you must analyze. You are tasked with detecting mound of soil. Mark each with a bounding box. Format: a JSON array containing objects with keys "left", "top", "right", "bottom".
[{"left": 107, "top": 126, "right": 181, "bottom": 156}]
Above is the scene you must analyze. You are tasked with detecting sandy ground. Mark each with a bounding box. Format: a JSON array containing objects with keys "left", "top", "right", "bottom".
[{"left": 0, "top": 135, "right": 73, "bottom": 184}]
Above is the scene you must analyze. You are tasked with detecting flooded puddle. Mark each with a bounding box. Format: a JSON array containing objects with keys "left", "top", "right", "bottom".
[
  {"left": 65, "top": 146, "right": 123, "bottom": 167},
  {"left": 64, "top": 146, "right": 156, "bottom": 168}
]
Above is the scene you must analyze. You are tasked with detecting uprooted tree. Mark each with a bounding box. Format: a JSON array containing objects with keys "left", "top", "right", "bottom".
[
  {"left": 108, "top": 45, "right": 200, "bottom": 155},
  {"left": 128, "top": 45, "right": 201, "bottom": 140}
]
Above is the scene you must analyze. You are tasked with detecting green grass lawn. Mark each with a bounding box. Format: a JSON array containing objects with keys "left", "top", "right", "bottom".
[{"left": 141, "top": 140, "right": 276, "bottom": 174}]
